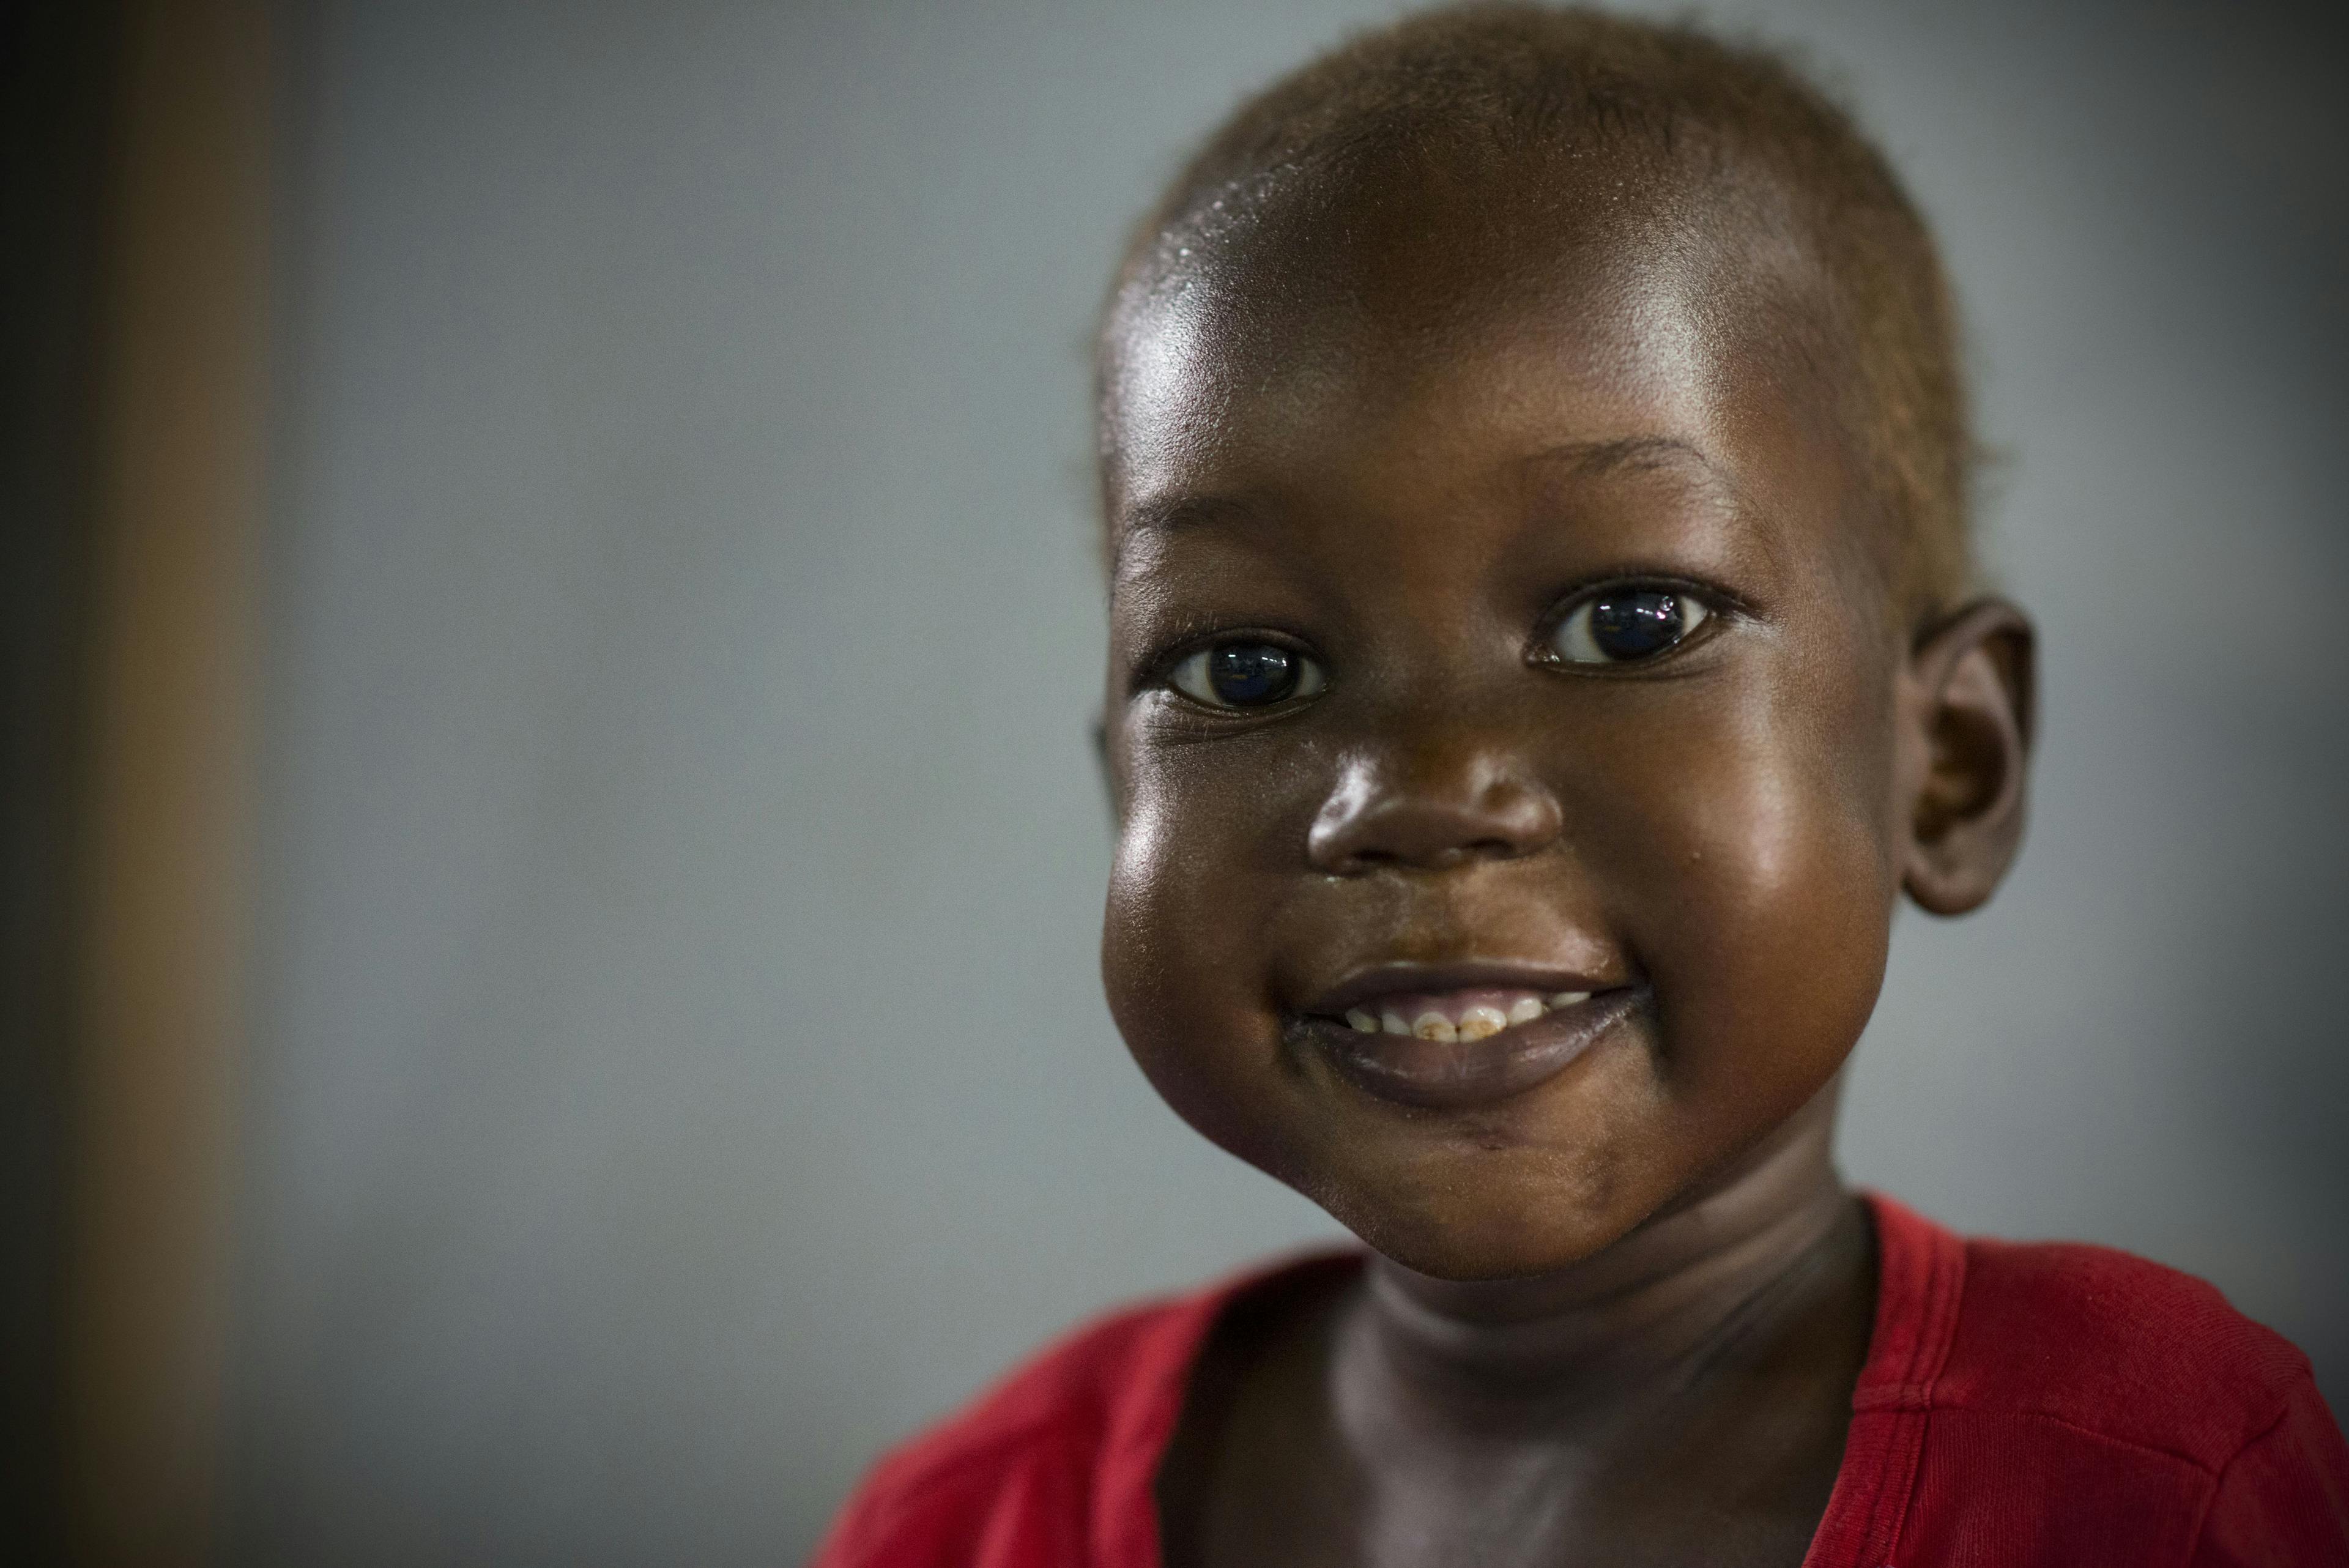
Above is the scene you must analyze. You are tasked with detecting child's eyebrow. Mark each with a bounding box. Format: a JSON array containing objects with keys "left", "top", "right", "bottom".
[
  {"left": 1123, "top": 437, "right": 1723, "bottom": 534},
  {"left": 1524, "top": 434, "right": 1727, "bottom": 485},
  {"left": 1119, "top": 492, "right": 1259, "bottom": 541},
  {"left": 1107, "top": 492, "right": 1261, "bottom": 581},
  {"left": 1526, "top": 434, "right": 1756, "bottom": 523}
]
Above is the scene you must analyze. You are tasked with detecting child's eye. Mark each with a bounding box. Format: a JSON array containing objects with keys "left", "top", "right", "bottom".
[
  {"left": 1168, "top": 641, "right": 1326, "bottom": 710},
  {"left": 1545, "top": 588, "right": 1713, "bottom": 666}
]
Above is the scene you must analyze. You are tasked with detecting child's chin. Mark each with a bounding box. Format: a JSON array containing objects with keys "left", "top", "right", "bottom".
[
  {"left": 1359, "top": 1217, "right": 1628, "bottom": 1283},
  {"left": 1313, "top": 1169, "right": 1649, "bottom": 1283}
]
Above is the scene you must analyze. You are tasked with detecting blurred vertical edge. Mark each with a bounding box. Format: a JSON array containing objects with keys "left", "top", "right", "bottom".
[
  {"left": 1, "top": 4, "right": 117, "bottom": 1560},
  {"left": 2, "top": 1, "right": 271, "bottom": 1564}
]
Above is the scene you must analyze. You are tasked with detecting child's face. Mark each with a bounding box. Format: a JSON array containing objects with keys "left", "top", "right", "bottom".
[{"left": 1099, "top": 173, "right": 1989, "bottom": 1280}]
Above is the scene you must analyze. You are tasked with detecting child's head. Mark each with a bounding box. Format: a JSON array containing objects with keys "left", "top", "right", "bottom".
[{"left": 1093, "top": 4, "right": 2032, "bottom": 1281}]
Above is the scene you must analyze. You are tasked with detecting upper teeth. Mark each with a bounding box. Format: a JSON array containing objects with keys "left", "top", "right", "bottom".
[
  {"left": 1340, "top": 987, "right": 1595, "bottom": 1037},
  {"left": 1457, "top": 1004, "right": 1509, "bottom": 1040}
]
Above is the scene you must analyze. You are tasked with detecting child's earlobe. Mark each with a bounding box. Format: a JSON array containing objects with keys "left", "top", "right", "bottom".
[{"left": 1899, "top": 598, "right": 2036, "bottom": 916}]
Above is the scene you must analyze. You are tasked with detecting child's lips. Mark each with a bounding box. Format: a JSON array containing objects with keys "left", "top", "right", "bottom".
[{"left": 1291, "top": 963, "right": 1638, "bottom": 1110}]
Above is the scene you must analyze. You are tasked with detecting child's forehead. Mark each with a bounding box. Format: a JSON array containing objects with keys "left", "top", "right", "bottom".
[{"left": 1102, "top": 159, "right": 1845, "bottom": 542}]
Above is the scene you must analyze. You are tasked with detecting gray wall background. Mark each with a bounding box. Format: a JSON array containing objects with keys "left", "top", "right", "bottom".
[{"left": 234, "top": 2, "right": 2348, "bottom": 1562}]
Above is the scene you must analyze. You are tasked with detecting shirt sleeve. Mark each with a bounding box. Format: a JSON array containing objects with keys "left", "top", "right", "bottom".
[{"left": 2189, "top": 1376, "right": 2349, "bottom": 1567}]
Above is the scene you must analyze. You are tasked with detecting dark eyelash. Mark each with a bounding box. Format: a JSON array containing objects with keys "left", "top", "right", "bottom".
[
  {"left": 1546, "top": 571, "right": 1746, "bottom": 618},
  {"left": 1135, "top": 625, "right": 1311, "bottom": 691}
]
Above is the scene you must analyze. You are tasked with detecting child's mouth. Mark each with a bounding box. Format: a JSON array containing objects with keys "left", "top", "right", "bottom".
[{"left": 1290, "top": 967, "right": 1638, "bottom": 1110}]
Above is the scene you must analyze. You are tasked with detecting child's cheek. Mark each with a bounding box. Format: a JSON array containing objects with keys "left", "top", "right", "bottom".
[
  {"left": 1638, "top": 767, "right": 1891, "bottom": 1093},
  {"left": 1099, "top": 762, "right": 1304, "bottom": 1172},
  {"left": 1601, "top": 664, "right": 1900, "bottom": 1137}
]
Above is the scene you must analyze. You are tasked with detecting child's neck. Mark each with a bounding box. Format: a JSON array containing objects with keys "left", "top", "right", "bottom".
[
  {"left": 1153, "top": 1087, "right": 1871, "bottom": 1568},
  {"left": 1341, "top": 1087, "right": 1863, "bottom": 1436}
]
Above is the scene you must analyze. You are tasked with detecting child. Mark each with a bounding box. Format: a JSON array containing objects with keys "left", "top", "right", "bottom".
[{"left": 814, "top": 7, "right": 2349, "bottom": 1564}]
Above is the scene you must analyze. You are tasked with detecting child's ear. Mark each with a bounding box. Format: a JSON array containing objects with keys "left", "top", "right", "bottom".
[{"left": 1898, "top": 598, "right": 2035, "bottom": 915}]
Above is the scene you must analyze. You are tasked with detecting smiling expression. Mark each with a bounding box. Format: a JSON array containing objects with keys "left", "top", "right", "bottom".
[{"left": 1097, "top": 155, "right": 1918, "bottom": 1280}]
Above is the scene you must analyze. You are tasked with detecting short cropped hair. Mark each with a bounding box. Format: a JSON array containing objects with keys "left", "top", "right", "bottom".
[{"left": 1100, "top": 2, "right": 1975, "bottom": 623}]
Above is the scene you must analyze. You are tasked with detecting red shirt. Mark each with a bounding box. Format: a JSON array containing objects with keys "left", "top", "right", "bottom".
[{"left": 812, "top": 1195, "right": 2349, "bottom": 1566}]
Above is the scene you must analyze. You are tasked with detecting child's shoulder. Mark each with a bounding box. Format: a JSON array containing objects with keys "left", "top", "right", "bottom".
[
  {"left": 808, "top": 1295, "right": 1190, "bottom": 1568},
  {"left": 809, "top": 1252, "right": 1355, "bottom": 1568},
  {"left": 1876, "top": 1192, "right": 2317, "bottom": 1465},
  {"left": 1857, "top": 1194, "right": 2349, "bottom": 1563}
]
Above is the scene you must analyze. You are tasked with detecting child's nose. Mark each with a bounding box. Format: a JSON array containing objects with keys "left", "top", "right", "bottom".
[{"left": 1305, "top": 745, "right": 1562, "bottom": 875}]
